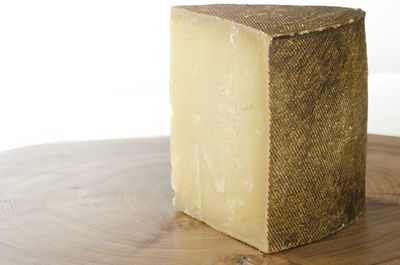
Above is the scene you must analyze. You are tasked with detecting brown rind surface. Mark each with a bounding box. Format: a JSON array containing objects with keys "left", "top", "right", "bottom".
[
  {"left": 267, "top": 18, "right": 367, "bottom": 252},
  {"left": 174, "top": 4, "right": 365, "bottom": 36}
]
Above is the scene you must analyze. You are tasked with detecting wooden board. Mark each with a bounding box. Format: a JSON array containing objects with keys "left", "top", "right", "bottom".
[{"left": 0, "top": 134, "right": 399, "bottom": 265}]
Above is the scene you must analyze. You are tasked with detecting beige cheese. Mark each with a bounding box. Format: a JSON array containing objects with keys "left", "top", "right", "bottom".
[
  {"left": 170, "top": 4, "right": 367, "bottom": 253},
  {"left": 170, "top": 7, "right": 270, "bottom": 251}
]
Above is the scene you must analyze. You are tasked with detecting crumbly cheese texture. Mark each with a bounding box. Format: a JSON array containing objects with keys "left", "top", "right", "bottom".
[{"left": 170, "top": 5, "right": 367, "bottom": 253}]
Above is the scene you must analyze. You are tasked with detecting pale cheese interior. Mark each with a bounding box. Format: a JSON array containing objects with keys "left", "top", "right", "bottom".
[{"left": 170, "top": 8, "right": 270, "bottom": 251}]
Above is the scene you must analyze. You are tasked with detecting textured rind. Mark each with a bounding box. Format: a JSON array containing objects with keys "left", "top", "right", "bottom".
[
  {"left": 267, "top": 18, "right": 367, "bottom": 253},
  {"left": 174, "top": 4, "right": 365, "bottom": 36}
]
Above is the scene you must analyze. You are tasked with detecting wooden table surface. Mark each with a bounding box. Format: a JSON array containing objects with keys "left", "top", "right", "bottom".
[{"left": 0, "top": 134, "right": 399, "bottom": 265}]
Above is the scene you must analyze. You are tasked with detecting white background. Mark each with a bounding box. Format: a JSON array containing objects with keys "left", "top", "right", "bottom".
[{"left": 0, "top": 0, "right": 399, "bottom": 152}]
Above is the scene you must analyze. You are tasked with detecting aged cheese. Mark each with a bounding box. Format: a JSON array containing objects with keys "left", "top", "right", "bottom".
[{"left": 170, "top": 4, "right": 367, "bottom": 253}]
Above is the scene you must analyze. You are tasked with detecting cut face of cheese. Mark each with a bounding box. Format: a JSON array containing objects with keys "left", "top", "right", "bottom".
[
  {"left": 170, "top": 4, "right": 368, "bottom": 253},
  {"left": 170, "top": 8, "right": 270, "bottom": 250}
]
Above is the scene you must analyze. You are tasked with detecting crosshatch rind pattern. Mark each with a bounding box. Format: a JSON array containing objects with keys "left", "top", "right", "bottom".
[{"left": 267, "top": 18, "right": 367, "bottom": 252}]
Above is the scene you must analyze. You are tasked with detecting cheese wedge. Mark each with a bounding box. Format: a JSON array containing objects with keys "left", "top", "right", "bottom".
[{"left": 170, "top": 4, "right": 367, "bottom": 253}]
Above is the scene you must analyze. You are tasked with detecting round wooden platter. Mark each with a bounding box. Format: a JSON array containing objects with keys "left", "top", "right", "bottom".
[{"left": 0, "top": 135, "right": 399, "bottom": 265}]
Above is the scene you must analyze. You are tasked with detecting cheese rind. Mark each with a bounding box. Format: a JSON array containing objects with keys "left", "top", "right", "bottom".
[
  {"left": 170, "top": 4, "right": 367, "bottom": 253},
  {"left": 266, "top": 19, "right": 367, "bottom": 252}
]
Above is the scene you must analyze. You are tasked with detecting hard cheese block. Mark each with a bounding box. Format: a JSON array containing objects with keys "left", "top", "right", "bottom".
[{"left": 170, "top": 4, "right": 367, "bottom": 253}]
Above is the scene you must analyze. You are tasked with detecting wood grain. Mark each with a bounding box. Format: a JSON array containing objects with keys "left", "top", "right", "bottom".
[{"left": 0, "top": 134, "right": 399, "bottom": 265}]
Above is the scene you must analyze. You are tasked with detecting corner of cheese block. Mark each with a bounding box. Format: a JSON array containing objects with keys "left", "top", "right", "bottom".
[{"left": 170, "top": 6, "right": 272, "bottom": 252}]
